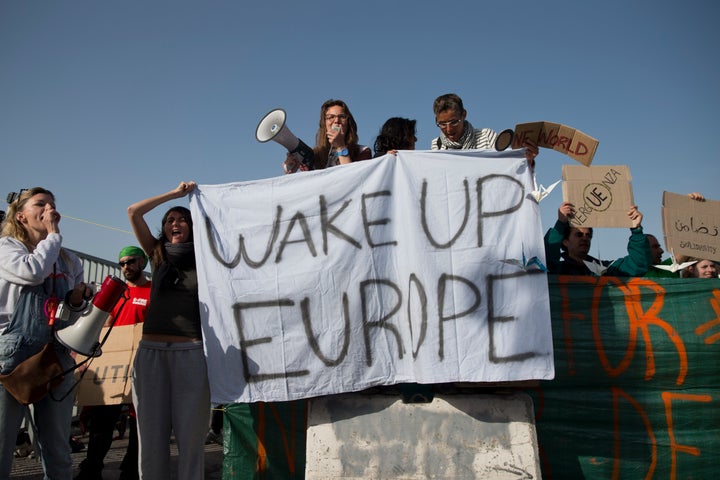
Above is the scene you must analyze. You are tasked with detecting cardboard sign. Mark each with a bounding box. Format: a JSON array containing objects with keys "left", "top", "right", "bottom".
[
  {"left": 74, "top": 324, "right": 142, "bottom": 406},
  {"left": 662, "top": 191, "right": 720, "bottom": 262},
  {"left": 561, "top": 165, "right": 634, "bottom": 228},
  {"left": 512, "top": 121, "right": 599, "bottom": 166}
]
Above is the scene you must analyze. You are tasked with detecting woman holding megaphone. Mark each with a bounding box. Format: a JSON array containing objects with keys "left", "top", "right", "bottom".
[
  {"left": 0, "top": 187, "right": 92, "bottom": 479},
  {"left": 284, "top": 98, "right": 372, "bottom": 172}
]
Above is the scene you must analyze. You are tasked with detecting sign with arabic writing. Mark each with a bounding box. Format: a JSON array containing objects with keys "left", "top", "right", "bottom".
[{"left": 662, "top": 191, "right": 720, "bottom": 262}]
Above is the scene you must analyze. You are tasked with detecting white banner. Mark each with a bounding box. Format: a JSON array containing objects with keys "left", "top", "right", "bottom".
[{"left": 190, "top": 150, "right": 554, "bottom": 403}]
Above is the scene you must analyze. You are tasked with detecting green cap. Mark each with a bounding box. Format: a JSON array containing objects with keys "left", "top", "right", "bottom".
[{"left": 118, "top": 246, "right": 147, "bottom": 267}]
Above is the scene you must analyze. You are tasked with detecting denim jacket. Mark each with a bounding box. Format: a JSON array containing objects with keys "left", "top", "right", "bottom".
[{"left": 0, "top": 236, "right": 85, "bottom": 375}]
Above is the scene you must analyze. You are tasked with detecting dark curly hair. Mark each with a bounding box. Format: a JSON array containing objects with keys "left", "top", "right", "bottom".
[{"left": 373, "top": 117, "right": 417, "bottom": 157}]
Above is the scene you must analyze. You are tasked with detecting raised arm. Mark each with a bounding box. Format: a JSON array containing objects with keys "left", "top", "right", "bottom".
[
  {"left": 607, "top": 205, "right": 652, "bottom": 276},
  {"left": 544, "top": 202, "right": 574, "bottom": 273},
  {"left": 127, "top": 181, "right": 196, "bottom": 255}
]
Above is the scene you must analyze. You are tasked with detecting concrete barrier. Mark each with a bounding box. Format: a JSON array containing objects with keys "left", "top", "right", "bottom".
[{"left": 306, "top": 391, "right": 539, "bottom": 479}]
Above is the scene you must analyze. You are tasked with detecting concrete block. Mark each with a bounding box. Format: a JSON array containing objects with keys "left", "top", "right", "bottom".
[{"left": 306, "top": 392, "right": 540, "bottom": 479}]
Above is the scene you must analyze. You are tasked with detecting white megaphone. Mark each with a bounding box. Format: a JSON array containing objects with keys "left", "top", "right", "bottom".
[
  {"left": 55, "top": 275, "right": 128, "bottom": 357},
  {"left": 256, "top": 108, "right": 315, "bottom": 173}
]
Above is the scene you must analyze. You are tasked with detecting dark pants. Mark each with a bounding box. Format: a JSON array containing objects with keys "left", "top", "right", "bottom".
[
  {"left": 210, "top": 405, "right": 224, "bottom": 434},
  {"left": 77, "top": 405, "right": 138, "bottom": 479}
]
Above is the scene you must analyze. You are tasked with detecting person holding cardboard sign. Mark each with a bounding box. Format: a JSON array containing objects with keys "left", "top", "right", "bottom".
[
  {"left": 647, "top": 192, "right": 714, "bottom": 278},
  {"left": 675, "top": 192, "right": 719, "bottom": 278},
  {"left": 544, "top": 201, "right": 652, "bottom": 276},
  {"left": 643, "top": 234, "right": 679, "bottom": 278},
  {"left": 75, "top": 246, "right": 150, "bottom": 480},
  {"left": 430, "top": 93, "right": 539, "bottom": 167}
]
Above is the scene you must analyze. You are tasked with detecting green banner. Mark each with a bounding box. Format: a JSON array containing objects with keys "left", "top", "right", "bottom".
[
  {"left": 223, "top": 401, "right": 307, "bottom": 479},
  {"left": 221, "top": 276, "right": 720, "bottom": 479},
  {"left": 532, "top": 276, "right": 720, "bottom": 479}
]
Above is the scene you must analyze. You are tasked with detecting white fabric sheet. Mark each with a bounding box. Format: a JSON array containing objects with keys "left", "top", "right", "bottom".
[{"left": 189, "top": 149, "right": 554, "bottom": 403}]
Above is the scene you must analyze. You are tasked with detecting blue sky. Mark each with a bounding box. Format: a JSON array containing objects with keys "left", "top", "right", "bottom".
[{"left": 1, "top": 0, "right": 718, "bottom": 264}]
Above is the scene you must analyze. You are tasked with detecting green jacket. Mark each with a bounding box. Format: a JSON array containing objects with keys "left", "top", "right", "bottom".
[
  {"left": 544, "top": 220, "right": 653, "bottom": 276},
  {"left": 644, "top": 257, "right": 680, "bottom": 278}
]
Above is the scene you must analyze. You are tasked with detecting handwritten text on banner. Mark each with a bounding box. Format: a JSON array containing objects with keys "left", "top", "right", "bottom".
[{"left": 190, "top": 150, "right": 554, "bottom": 403}]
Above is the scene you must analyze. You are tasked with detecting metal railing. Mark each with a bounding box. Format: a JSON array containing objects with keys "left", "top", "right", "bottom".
[{"left": 66, "top": 248, "right": 122, "bottom": 285}]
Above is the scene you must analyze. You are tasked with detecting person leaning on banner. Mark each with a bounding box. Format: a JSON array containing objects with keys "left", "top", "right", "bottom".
[
  {"left": 642, "top": 233, "right": 699, "bottom": 279},
  {"left": 544, "top": 201, "right": 652, "bottom": 276},
  {"left": 75, "top": 246, "right": 151, "bottom": 480},
  {"left": 682, "top": 258, "right": 719, "bottom": 278},
  {"left": 371, "top": 116, "right": 438, "bottom": 404},
  {"left": 642, "top": 233, "right": 678, "bottom": 278},
  {"left": 677, "top": 192, "right": 718, "bottom": 278},
  {"left": 127, "top": 181, "right": 210, "bottom": 480},
  {"left": 373, "top": 117, "right": 417, "bottom": 157},
  {"left": 283, "top": 98, "right": 372, "bottom": 173},
  {"left": 0, "top": 187, "right": 92, "bottom": 480},
  {"left": 645, "top": 192, "right": 710, "bottom": 278},
  {"left": 430, "top": 93, "right": 540, "bottom": 168}
]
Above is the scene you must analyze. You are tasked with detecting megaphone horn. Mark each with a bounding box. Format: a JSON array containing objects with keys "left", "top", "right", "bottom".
[
  {"left": 494, "top": 129, "right": 514, "bottom": 151},
  {"left": 256, "top": 108, "right": 315, "bottom": 173},
  {"left": 55, "top": 276, "right": 128, "bottom": 357}
]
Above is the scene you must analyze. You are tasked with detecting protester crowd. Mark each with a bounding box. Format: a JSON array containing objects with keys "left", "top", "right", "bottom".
[{"left": 1, "top": 93, "right": 717, "bottom": 480}]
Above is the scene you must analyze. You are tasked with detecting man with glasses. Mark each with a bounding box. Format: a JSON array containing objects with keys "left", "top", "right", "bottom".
[
  {"left": 75, "top": 246, "right": 150, "bottom": 480},
  {"left": 431, "top": 93, "right": 539, "bottom": 166},
  {"left": 543, "top": 201, "right": 652, "bottom": 276}
]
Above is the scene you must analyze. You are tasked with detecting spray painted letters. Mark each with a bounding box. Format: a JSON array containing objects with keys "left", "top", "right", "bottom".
[{"left": 191, "top": 150, "right": 554, "bottom": 403}]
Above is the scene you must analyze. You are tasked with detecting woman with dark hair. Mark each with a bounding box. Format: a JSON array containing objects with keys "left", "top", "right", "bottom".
[
  {"left": 127, "top": 181, "right": 210, "bottom": 480},
  {"left": 0, "top": 187, "right": 91, "bottom": 479},
  {"left": 683, "top": 258, "right": 719, "bottom": 278},
  {"left": 373, "top": 117, "right": 417, "bottom": 157},
  {"left": 678, "top": 194, "right": 719, "bottom": 279},
  {"left": 284, "top": 99, "right": 372, "bottom": 172}
]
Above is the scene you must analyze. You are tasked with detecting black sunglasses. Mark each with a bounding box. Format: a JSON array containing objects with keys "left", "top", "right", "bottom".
[{"left": 119, "top": 258, "right": 139, "bottom": 268}]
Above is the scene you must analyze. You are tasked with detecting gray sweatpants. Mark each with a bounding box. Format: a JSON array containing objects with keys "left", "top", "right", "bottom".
[{"left": 132, "top": 340, "right": 211, "bottom": 480}]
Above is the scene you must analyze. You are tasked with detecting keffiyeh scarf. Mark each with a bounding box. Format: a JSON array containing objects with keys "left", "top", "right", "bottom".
[{"left": 438, "top": 120, "right": 477, "bottom": 150}]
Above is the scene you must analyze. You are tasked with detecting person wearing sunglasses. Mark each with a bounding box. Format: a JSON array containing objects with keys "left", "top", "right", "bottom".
[
  {"left": 431, "top": 93, "right": 539, "bottom": 168},
  {"left": 283, "top": 99, "right": 372, "bottom": 173},
  {"left": 75, "top": 246, "right": 150, "bottom": 480},
  {"left": 543, "top": 201, "right": 652, "bottom": 276}
]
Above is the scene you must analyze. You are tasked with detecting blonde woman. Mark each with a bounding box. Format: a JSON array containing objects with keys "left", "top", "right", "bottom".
[{"left": 0, "top": 187, "right": 90, "bottom": 479}]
